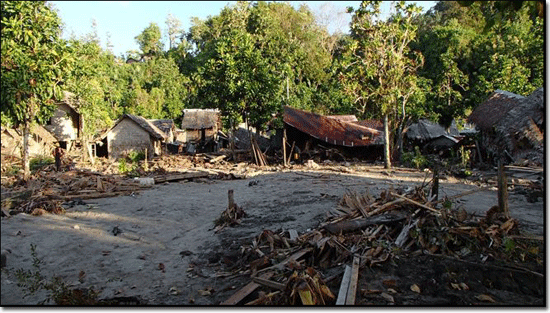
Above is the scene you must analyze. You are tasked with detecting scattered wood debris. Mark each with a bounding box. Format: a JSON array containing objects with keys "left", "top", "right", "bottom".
[
  {"left": 219, "top": 178, "right": 542, "bottom": 305},
  {"left": 214, "top": 190, "right": 247, "bottom": 232}
]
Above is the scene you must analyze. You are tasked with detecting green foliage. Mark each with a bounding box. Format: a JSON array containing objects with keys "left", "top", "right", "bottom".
[
  {"left": 29, "top": 155, "right": 54, "bottom": 172},
  {"left": 402, "top": 146, "right": 428, "bottom": 169},
  {"left": 15, "top": 243, "right": 99, "bottom": 305},
  {"left": 1, "top": 1, "right": 73, "bottom": 178},
  {"left": 135, "top": 22, "right": 163, "bottom": 54},
  {"left": 128, "top": 150, "right": 145, "bottom": 163}
]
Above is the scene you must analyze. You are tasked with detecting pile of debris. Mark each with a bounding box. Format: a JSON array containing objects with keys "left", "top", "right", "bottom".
[
  {"left": 218, "top": 182, "right": 543, "bottom": 305},
  {"left": 1, "top": 164, "right": 151, "bottom": 217}
]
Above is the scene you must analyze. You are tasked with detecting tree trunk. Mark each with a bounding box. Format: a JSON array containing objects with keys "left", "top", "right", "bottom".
[
  {"left": 22, "top": 122, "right": 30, "bottom": 180},
  {"left": 396, "top": 123, "right": 404, "bottom": 163},
  {"left": 383, "top": 114, "right": 391, "bottom": 169}
]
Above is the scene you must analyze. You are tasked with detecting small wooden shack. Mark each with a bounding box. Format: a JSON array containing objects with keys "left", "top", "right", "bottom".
[
  {"left": 101, "top": 114, "right": 167, "bottom": 159},
  {"left": 181, "top": 109, "right": 221, "bottom": 152},
  {"left": 43, "top": 91, "right": 82, "bottom": 151}
]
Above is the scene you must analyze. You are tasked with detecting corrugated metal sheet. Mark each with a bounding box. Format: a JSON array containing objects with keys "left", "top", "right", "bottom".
[
  {"left": 283, "top": 106, "right": 383, "bottom": 147},
  {"left": 405, "top": 119, "right": 459, "bottom": 141},
  {"left": 351, "top": 119, "right": 384, "bottom": 131},
  {"left": 326, "top": 115, "right": 358, "bottom": 122}
]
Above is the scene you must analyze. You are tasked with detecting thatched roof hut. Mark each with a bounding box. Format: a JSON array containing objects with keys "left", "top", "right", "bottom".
[
  {"left": 467, "top": 88, "right": 544, "bottom": 165},
  {"left": 468, "top": 90, "right": 524, "bottom": 131},
  {"left": 495, "top": 87, "right": 544, "bottom": 164},
  {"left": 181, "top": 109, "right": 220, "bottom": 130}
]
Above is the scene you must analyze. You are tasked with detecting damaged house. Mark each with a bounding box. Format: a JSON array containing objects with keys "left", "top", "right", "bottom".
[
  {"left": 1, "top": 125, "right": 57, "bottom": 158},
  {"left": 43, "top": 91, "right": 83, "bottom": 151},
  {"left": 405, "top": 119, "right": 462, "bottom": 154},
  {"left": 97, "top": 114, "right": 167, "bottom": 160},
  {"left": 282, "top": 106, "right": 384, "bottom": 161},
  {"left": 468, "top": 88, "right": 544, "bottom": 165},
  {"left": 181, "top": 109, "right": 221, "bottom": 153}
]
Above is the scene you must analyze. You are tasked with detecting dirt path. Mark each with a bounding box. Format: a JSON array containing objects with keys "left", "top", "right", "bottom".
[{"left": 0, "top": 166, "right": 544, "bottom": 305}]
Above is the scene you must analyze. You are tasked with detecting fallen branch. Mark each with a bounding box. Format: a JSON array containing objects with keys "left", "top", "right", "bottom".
[{"left": 390, "top": 193, "right": 440, "bottom": 215}]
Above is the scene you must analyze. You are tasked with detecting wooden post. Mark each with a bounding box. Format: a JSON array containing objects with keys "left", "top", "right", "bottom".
[
  {"left": 228, "top": 189, "right": 235, "bottom": 210},
  {"left": 497, "top": 160, "right": 509, "bottom": 218},
  {"left": 431, "top": 166, "right": 439, "bottom": 201},
  {"left": 283, "top": 128, "right": 287, "bottom": 166},
  {"left": 144, "top": 148, "right": 148, "bottom": 171},
  {"left": 475, "top": 140, "right": 483, "bottom": 164}
]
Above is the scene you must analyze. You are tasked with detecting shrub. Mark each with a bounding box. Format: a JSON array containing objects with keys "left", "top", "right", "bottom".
[{"left": 30, "top": 155, "right": 54, "bottom": 172}]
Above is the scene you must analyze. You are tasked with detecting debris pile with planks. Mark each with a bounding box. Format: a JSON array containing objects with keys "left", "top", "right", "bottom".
[
  {"left": 218, "top": 178, "right": 542, "bottom": 305},
  {"left": 0, "top": 151, "right": 247, "bottom": 217}
]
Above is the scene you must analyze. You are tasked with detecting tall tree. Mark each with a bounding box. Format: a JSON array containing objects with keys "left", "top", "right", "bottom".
[
  {"left": 165, "top": 13, "right": 183, "bottom": 50},
  {"left": 1, "top": 1, "right": 72, "bottom": 179},
  {"left": 135, "top": 22, "right": 163, "bottom": 55},
  {"left": 341, "top": 1, "right": 424, "bottom": 168}
]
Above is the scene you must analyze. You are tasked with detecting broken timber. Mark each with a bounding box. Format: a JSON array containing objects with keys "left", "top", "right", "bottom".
[
  {"left": 336, "top": 255, "right": 360, "bottom": 305},
  {"left": 153, "top": 171, "right": 210, "bottom": 183},
  {"left": 323, "top": 213, "right": 406, "bottom": 234},
  {"left": 220, "top": 272, "right": 274, "bottom": 305}
]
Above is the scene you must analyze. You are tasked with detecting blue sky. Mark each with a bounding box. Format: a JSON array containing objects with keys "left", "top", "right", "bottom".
[{"left": 49, "top": 1, "right": 436, "bottom": 58}]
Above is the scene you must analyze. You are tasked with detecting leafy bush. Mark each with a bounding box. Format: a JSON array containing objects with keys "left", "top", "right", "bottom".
[
  {"left": 402, "top": 146, "right": 428, "bottom": 169},
  {"left": 128, "top": 150, "right": 145, "bottom": 163},
  {"left": 15, "top": 243, "right": 99, "bottom": 305},
  {"left": 30, "top": 156, "right": 54, "bottom": 172}
]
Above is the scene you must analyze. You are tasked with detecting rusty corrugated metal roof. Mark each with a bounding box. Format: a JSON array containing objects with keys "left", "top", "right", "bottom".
[
  {"left": 283, "top": 106, "right": 383, "bottom": 147},
  {"left": 326, "top": 115, "right": 358, "bottom": 122},
  {"left": 351, "top": 119, "right": 384, "bottom": 131}
]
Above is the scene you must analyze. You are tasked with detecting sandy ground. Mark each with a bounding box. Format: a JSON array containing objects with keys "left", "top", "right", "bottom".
[{"left": 0, "top": 165, "right": 544, "bottom": 305}]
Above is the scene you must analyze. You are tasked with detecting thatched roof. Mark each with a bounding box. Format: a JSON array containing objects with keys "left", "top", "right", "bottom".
[
  {"left": 468, "top": 90, "right": 524, "bottom": 131},
  {"left": 149, "top": 119, "right": 175, "bottom": 137},
  {"left": 32, "top": 125, "right": 58, "bottom": 143},
  {"left": 405, "top": 119, "right": 459, "bottom": 141},
  {"left": 495, "top": 87, "right": 544, "bottom": 157},
  {"left": 115, "top": 114, "right": 167, "bottom": 140},
  {"left": 181, "top": 109, "right": 220, "bottom": 130}
]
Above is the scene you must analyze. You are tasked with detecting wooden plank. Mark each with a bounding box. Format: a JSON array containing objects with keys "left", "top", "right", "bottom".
[
  {"left": 336, "top": 265, "right": 352, "bottom": 305},
  {"left": 251, "top": 277, "right": 285, "bottom": 290},
  {"left": 256, "top": 248, "right": 312, "bottom": 274},
  {"left": 220, "top": 272, "right": 274, "bottom": 305},
  {"left": 289, "top": 229, "right": 298, "bottom": 241},
  {"left": 154, "top": 171, "right": 210, "bottom": 183},
  {"left": 498, "top": 160, "right": 510, "bottom": 219},
  {"left": 346, "top": 256, "right": 361, "bottom": 305}
]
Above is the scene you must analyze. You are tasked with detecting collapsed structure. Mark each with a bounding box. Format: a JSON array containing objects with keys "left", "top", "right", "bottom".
[
  {"left": 282, "top": 106, "right": 384, "bottom": 161},
  {"left": 468, "top": 88, "right": 544, "bottom": 165}
]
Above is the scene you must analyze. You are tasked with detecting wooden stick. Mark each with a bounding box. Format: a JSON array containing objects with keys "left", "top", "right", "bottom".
[
  {"left": 389, "top": 193, "right": 440, "bottom": 215},
  {"left": 346, "top": 256, "right": 360, "bottom": 305},
  {"left": 283, "top": 128, "right": 287, "bottom": 166},
  {"left": 336, "top": 265, "right": 352, "bottom": 305},
  {"left": 251, "top": 277, "right": 285, "bottom": 290},
  {"left": 366, "top": 199, "right": 405, "bottom": 217},
  {"left": 220, "top": 272, "right": 274, "bottom": 305},
  {"left": 498, "top": 160, "right": 510, "bottom": 219}
]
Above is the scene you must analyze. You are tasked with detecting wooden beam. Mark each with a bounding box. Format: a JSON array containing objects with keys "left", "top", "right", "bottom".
[
  {"left": 346, "top": 256, "right": 360, "bottom": 305},
  {"left": 220, "top": 272, "right": 274, "bottom": 305},
  {"left": 251, "top": 277, "right": 285, "bottom": 291},
  {"left": 336, "top": 265, "right": 352, "bottom": 305}
]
